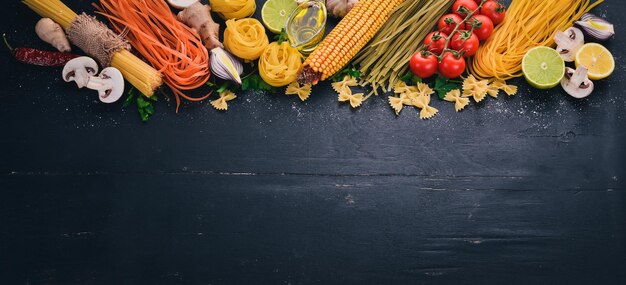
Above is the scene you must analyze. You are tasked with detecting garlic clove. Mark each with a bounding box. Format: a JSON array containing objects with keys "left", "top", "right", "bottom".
[
  {"left": 326, "top": 0, "right": 359, "bottom": 18},
  {"left": 575, "top": 13, "right": 614, "bottom": 42},
  {"left": 210, "top": 47, "right": 243, "bottom": 84}
]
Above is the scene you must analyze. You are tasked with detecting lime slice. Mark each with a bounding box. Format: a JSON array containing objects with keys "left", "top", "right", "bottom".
[
  {"left": 522, "top": 46, "right": 565, "bottom": 89},
  {"left": 262, "top": 0, "right": 298, "bottom": 34},
  {"left": 575, "top": 43, "right": 614, "bottom": 80}
]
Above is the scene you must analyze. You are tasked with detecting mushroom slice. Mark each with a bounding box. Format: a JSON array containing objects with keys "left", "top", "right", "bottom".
[
  {"left": 554, "top": 27, "right": 585, "bottom": 62},
  {"left": 86, "top": 67, "right": 125, "bottom": 103},
  {"left": 561, "top": 66, "right": 594, "bottom": 99},
  {"left": 62, "top": 56, "right": 98, "bottom": 88}
]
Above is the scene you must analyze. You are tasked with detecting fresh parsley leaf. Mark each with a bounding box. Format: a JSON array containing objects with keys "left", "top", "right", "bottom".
[
  {"left": 400, "top": 72, "right": 422, "bottom": 85},
  {"left": 216, "top": 82, "right": 231, "bottom": 94},
  {"left": 331, "top": 66, "right": 361, "bottom": 82},
  {"left": 241, "top": 73, "right": 277, "bottom": 93},
  {"left": 135, "top": 93, "right": 156, "bottom": 122},
  {"left": 123, "top": 87, "right": 136, "bottom": 108},
  {"left": 434, "top": 75, "right": 459, "bottom": 100}
]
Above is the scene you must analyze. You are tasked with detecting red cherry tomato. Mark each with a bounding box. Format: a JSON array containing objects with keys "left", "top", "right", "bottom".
[
  {"left": 423, "top": 31, "right": 448, "bottom": 55},
  {"left": 480, "top": 0, "right": 506, "bottom": 25},
  {"left": 452, "top": 0, "right": 478, "bottom": 18},
  {"left": 437, "top": 14, "right": 463, "bottom": 35},
  {"left": 450, "top": 31, "right": 480, "bottom": 57},
  {"left": 438, "top": 52, "right": 466, "bottom": 79},
  {"left": 409, "top": 51, "right": 438, "bottom": 78},
  {"left": 464, "top": 15, "right": 494, "bottom": 41}
]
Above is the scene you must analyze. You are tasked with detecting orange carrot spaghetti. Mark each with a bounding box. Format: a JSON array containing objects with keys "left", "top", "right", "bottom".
[{"left": 95, "top": 0, "right": 211, "bottom": 111}]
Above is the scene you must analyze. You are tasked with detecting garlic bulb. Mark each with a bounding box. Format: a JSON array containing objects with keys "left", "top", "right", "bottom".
[
  {"left": 210, "top": 47, "right": 243, "bottom": 84},
  {"left": 326, "top": 0, "right": 359, "bottom": 18}
]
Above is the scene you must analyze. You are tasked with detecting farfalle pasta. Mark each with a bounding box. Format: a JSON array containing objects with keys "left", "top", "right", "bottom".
[
  {"left": 286, "top": 82, "right": 312, "bottom": 101},
  {"left": 462, "top": 75, "right": 489, "bottom": 103},
  {"left": 211, "top": 0, "right": 256, "bottom": 19},
  {"left": 332, "top": 76, "right": 358, "bottom": 94},
  {"left": 211, "top": 90, "right": 237, "bottom": 111},
  {"left": 338, "top": 89, "right": 364, "bottom": 108},
  {"left": 259, "top": 42, "right": 303, "bottom": 87},
  {"left": 412, "top": 93, "right": 438, "bottom": 120},
  {"left": 444, "top": 89, "right": 469, "bottom": 112},
  {"left": 224, "top": 18, "right": 269, "bottom": 61}
]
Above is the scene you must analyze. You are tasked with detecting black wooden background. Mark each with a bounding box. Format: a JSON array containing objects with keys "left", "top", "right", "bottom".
[{"left": 1, "top": 0, "right": 625, "bottom": 284}]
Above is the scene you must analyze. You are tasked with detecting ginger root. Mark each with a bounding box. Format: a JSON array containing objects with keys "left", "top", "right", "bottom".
[
  {"left": 35, "top": 18, "right": 71, "bottom": 53},
  {"left": 177, "top": 2, "right": 223, "bottom": 51}
]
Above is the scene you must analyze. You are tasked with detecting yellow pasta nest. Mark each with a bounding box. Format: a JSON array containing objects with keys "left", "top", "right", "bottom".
[
  {"left": 210, "top": 0, "right": 256, "bottom": 19},
  {"left": 224, "top": 18, "right": 269, "bottom": 61},
  {"left": 259, "top": 42, "right": 303, "bottom": 87}
]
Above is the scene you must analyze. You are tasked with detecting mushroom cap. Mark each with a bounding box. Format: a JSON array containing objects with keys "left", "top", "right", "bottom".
[
  {"left": 62, "top": 57, "right": 98, "bottom": 88},
  {"left": 97, "top": 67, "right": 125, "bottom": 104}
]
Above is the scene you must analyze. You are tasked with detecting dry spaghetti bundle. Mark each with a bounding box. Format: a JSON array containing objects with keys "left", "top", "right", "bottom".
[
  {"left": 470, "top": 0, "right": 603, "bottom": 80},
  {"left": 353, "top": 0, "right": 452, "bottom": 93},
  {"left": 23, "top": 0, "right": 162, "bottom": 97},
  {"left": 96, "top": 0, "right": 212, "bottom": 110}
]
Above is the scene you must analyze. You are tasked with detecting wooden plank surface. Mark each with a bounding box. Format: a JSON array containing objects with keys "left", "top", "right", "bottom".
[{"left": 0, "top": 0, "right": 625, "bottom": 284}]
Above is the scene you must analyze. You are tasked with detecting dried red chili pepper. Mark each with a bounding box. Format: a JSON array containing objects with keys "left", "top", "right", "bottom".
[{"left": 4, "top": 33, "right": 78, "bottom": 67}]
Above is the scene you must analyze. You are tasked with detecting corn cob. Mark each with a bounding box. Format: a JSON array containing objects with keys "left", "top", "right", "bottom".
[{"left": 297, "top": 0, "right": 405, "bottom": 85}]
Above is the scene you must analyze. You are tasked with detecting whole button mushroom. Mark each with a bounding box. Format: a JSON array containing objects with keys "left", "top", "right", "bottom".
[{"left": 62, "top": 57, "right": 99, "bottom": 88}]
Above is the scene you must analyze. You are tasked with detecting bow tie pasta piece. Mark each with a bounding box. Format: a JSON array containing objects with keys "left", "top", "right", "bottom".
[
  {"left": 286, "top": 82, "right": 312, "bottom": 101},
  {"left": 502, "top": 84, "right": 518, "bottom": 96},
  {"left": 338, "top": 89, "right": 364, "bottom": 108},
  {"left": 491, "top": 79, "right": 518, "bottom": 96},
  {"left": 444, "top": 89, "right": 470, "bottom": 112},
  {"left": 224, "top": 18, "right": 269, "bottom": 61},
  {"left": 462, "top": 76, "right": 489, "bottom": 103},
  {"left": 211, "top": 90, "right": 237, "bottom": 111},
  {"left": 388, "top": 96, "right": 405, "bottom": 115},
  {"left": 417, "top": 83, "right": 434, "bottom": 97},
  {"left": 486, "top": 84, "right": 500, "bottom": 98},
  {"left": 411, "top": 94, "right": 439, "bottom": 120},
  {"left": 332, "top": 76, "right": 358, "bottom": 94}
]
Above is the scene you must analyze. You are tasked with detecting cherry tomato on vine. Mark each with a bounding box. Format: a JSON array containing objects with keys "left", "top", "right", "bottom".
[
  {"left": 438, "top": 52, "right": 466, "bottom": 79},
  {"left": 423, "top": 31, "right": 448, "bottom": 55},
  {"left": 452, "top": 0, "right": 478, "bottom": 18},
  {"left": 450, "top": 31, "right": 480, "bottom": 57},
  {"left": 464, "top": 15, "right": 494, "bottom": 41},
  {"left": 437, "top": 14, "right": 463, "bottom": 35},
  {"left": 409, "top": 51, "right": 438, "bottom": 78},
  {"left": 480, "top": 0, "right": 506, "bottom": 25}
]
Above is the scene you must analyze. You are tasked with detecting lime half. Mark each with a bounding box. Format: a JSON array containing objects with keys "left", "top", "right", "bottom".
[
  {"left": 522, "top": 46, "right": 565, "bottom": 89},
  {"left": 262, "top": 0, "right": 298, "bottom": 34}
]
